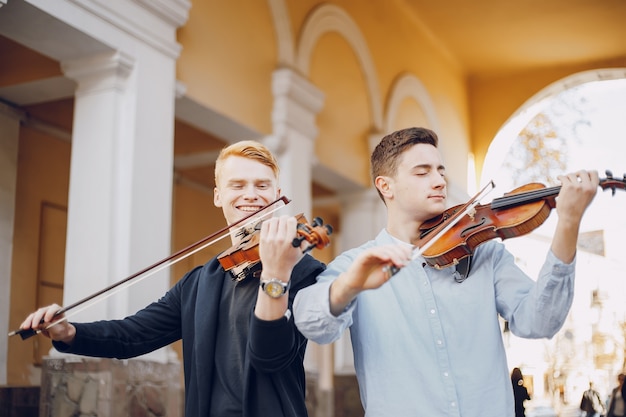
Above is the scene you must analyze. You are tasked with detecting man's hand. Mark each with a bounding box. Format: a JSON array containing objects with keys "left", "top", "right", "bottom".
[
  {"left": 19, "top": 303, "right": 76, "bottom": 344},
  {"left": 555, "top": 170, "right": 599, "bottom": 224},
  {"left": 258, "top": 215, "right": 303, "bottom": 279},
  {"left": 551, "top": 170, "right": 599, "bottom": 263},
  {"left": 329, "top": 244, "right": 412, "bottom": 316}
]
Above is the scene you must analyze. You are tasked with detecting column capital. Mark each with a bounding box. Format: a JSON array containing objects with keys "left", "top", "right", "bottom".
[
  {"left": 67, "top": 0, "right": 191, "bottom": 58},
  {"left": 271, "top": 68, "right": 325, "bottom": 154},
  {"left": 272, "top": 68, "right": 325, "bottom": 114},
  {"left": 61, "top": 51, "right": 134, "bottom": 95}
]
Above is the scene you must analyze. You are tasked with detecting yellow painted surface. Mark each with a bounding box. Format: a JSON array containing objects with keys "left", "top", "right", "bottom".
[
  {"left": 8, "top": 126, "right": 70, "bottom": 384},
  {"left": 177, "top": 0, "right": 278, "bottom": 134},
  {"left": 0, "top": 35, "right": 61, "bottom": 87},
  {"left": 311, "top": 32, "right": 371, "bottom": 187}
]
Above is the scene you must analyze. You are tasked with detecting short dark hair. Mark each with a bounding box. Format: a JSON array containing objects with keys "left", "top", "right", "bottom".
[{"left": 370, "top": 127, "right": 439, "bottom": 200}]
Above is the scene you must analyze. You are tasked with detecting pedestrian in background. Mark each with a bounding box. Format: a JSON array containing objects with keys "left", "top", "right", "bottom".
[
  {"left": 580, "top": 381, "right": 605, "bottom": 417},
  {"left": 607, "top": 373, "right": 625, "bottom": 417},
  {"left": 511, "top": 367, "right": 531, "bottom": 417}
]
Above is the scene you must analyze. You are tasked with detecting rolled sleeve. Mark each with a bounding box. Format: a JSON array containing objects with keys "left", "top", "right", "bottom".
[
  {"left": 508, "top": 249, "right": 576, "bottom": 339},
  {"left": 293, "top": 280, "right": 355, "bottom": 345}
]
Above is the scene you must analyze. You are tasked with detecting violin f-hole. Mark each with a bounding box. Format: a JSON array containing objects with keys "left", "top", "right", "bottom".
[{"left": 460, "top": 217, "right": 487, "bottom": 238}]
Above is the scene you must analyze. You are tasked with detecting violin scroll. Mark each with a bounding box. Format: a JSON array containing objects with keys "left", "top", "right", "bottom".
[
  {"left": 600, "top": 170, "right": 626, "bottom": 196},
  {"left": 292, "top": 216, "right": 333, "bottom": 253}
]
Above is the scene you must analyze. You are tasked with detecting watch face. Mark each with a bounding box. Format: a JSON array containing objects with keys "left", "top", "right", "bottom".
[
  {"left": 262, "top": 278, "right": 288, "bottom": 298},
  {"left": 265, "top": 281, "right": 285, "bottom": 298}
]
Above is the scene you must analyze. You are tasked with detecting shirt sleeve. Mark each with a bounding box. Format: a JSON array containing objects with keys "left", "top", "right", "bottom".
[
  {"left": 293, "top": 260, "right": 356, "bottom": 345},
  {"left": 496, "top": 246, "right": 576, "bottom": 339}
]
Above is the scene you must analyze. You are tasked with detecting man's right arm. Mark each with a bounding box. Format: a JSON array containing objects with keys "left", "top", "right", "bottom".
[
  {"left": 328, "top": 244, "right": 412, "bottom": 315},
  {"left": 294, "top": 243, "right": 411, "bottom": 343}
]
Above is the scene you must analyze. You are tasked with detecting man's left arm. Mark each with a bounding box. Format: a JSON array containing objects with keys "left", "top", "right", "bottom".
[
  {"left": 248, "top": 255, "right": 324, "bottom": 373},
  {"left": 550, "top": 170, "right": 598, "bottom": 263}
]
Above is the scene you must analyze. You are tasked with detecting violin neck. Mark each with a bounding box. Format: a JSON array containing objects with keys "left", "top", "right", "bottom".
[{"left": 490, "top": 185, "right": 561, "bottom": 210}]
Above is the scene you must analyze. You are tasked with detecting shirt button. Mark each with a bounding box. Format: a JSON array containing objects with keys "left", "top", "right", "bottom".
[
  {"left": 430, "top": 309, "right": 436, "bottom": 315},
  {"left": 443, "top": 372, "right": 449, "bottom": 377},
  {"left": 436, "top": 340, "right": 443, "bottom": 346},
  {"left": 451, "top": 402, "right": 456, "bottom": 407}
]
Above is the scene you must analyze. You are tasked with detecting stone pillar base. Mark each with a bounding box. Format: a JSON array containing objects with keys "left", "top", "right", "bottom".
[
  {"left": 305, "top": 372, "right": 364, "bottom": 417},
  {"left": 39, "top": 357, "right": 182, "bottom": 417}
]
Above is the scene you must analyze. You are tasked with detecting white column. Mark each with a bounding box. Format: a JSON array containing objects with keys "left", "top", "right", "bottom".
[
  {"left": 61, "top": 49, "right": 176, "bottom": 362},
  {"left": 268, "top": 68, "right": 325, "bottom": 218},
  {"left": 0, "top": 103, "right": 22, "bottom": 384}
]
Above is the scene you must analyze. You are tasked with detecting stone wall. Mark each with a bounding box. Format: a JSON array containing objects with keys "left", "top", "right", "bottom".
[
  {"left": 39, "top": 357, "right": 181, "bottom": 417},
  {"left": 305, "top": 373, "right": 364, "bottom": 417}
]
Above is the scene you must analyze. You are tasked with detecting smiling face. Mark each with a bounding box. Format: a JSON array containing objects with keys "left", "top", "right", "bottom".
[{"left": 214, "top": 155, "right": 281, "bottom": 226}]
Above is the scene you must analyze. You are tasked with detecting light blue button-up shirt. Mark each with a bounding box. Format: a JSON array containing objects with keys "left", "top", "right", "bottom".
[{"left": 294, "top": 229, "right": 575, "bottom": 417}]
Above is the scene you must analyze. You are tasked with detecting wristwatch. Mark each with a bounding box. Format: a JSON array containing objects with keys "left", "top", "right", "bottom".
[{"left": 260, "top": 277, "right": 290, "bottom": 298}]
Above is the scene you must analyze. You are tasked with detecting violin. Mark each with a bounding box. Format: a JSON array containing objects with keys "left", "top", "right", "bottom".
[
  {"left": 416, "top": 170, "right": 626, "bottom": 270},
  {"left": 218, "top": 214, "right": 333, "bottom": 281}
]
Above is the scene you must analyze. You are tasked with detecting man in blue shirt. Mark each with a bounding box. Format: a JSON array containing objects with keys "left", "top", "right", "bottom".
[{"left": 294, "top": 127, "right": 598, "bottom": 417}]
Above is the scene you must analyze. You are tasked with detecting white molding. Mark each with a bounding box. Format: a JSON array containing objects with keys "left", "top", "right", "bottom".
[
  {"left": 175, "top": 95, "right": 262, "bottom": 144},
  {"left": 66, "top": 0, "right": 189, "bottom": 59},
  {"left": 296, "top": 4, "right": 383, "bottom": 130},
  {"left": 271, "top": 68, "right": 325, "bottom": 153},
  {"left": 385, "top": 73, "right": 441, "bottom": 134},
  {"left": 174, "top": 150, "right": 220, "bottom": 170},
  {"left": 267, "top": 0, "right": 294, "bottom": 66},
  {"left": 0, "top": 76, "right": 76, "bottom": 106}
]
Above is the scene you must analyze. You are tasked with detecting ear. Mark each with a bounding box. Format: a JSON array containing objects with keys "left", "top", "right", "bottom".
[
  {"left": 375, "top": 176, "right": 393, "bottom": 200},
  {"left": 213, "top": 187, "right": 222, "bottom": 208}
]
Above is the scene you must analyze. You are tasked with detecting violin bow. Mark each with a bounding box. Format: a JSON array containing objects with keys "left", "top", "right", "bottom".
[
  {"left": 414, "top": 180, "right": 496, "bottom": 259},
  {"left": 9, "top": 196, "right": 291, "bottom": 339}
]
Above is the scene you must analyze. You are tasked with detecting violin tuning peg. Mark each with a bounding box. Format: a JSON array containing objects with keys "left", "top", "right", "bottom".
[
  {"left": 303, "top": 243, "right": 317, "bottom": 254},
  {"left": 292, "top": 236, "right": 306, "bottom": 248},
  {"left": 605, "top": 169, "right": 613, "bottom": 179},
  {"left": 324, "top": 224, "right": 333, "bottom": 235},
  {"left": 312, "top": 217, "right": 324, "bottom": 227}
]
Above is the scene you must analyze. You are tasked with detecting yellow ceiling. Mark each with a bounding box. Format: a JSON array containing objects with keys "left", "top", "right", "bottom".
[{"left": 400, "top": 0, "right": 626, "bottom": 74}]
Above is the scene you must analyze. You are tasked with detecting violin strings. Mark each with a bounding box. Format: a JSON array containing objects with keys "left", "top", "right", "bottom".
[{"left": 491, "top": 185, "right": 561, "bottom": 209}]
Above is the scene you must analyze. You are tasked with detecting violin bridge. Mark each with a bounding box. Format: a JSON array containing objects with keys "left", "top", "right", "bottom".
[{"left": 467, "top": 207, "right": 476, "bottom": 221}]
